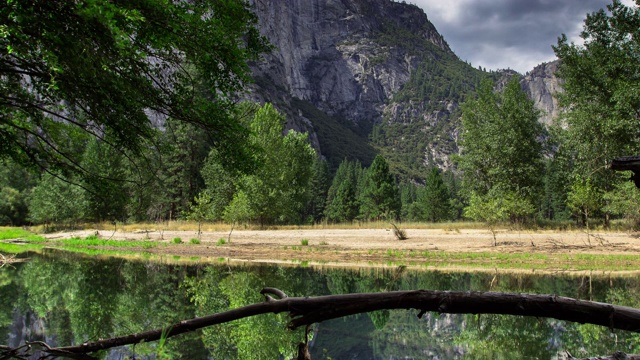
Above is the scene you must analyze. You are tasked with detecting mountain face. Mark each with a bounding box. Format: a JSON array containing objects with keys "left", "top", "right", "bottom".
[
  {"left": 247, "top": 0, "right": 561, "bottom": 178},
  {"left": 521, "top": 60, "right": 562, "bottom": 126}
]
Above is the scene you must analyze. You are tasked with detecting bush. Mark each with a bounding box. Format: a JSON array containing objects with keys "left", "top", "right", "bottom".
[
  {"left": 172, "top": 237, "right": 182, "bottom": 244},
  {"left": 301, "top": 239, "right": 309, "bottom": 246},
  {"left": 190, "top": 238, "right": 200, "bottom": 244},
  {"left": 391, "top": 223, "right": 408, "bottom": 240},
  {"left": 217, "top": 238, "right": 226, "bottom": 245}
]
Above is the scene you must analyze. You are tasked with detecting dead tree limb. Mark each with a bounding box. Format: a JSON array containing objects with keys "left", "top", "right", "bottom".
[
  {"left": 11, "top": 289, "right": 640, "bottom": 357},
  {"left": 569, "top": 351, "right": 640, "bottom": 359}
]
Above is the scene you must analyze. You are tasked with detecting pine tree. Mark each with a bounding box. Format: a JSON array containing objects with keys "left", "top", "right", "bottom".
[
  {"left": 325, "top": 160, "right": 360, "bottom": 223},
  {"left": 359, "top": 155, "right": 401, "bottom": 221},
  {"left": 161, "top": 119, "right": 211, "bottom": 220},
  {"left": 399, "top": 183, "right": 419, "bottom": 222},
  {"left": 303, "top": 158, "right": 331, "bottom": 224},
  {"left": 418, "top": 167, "right": 451, "bottom": 222}
]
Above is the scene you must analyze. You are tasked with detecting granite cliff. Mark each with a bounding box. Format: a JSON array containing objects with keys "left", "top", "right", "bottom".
[
  {"left": 521, "top": 60, "right": 562, "bottom": 126},
  {"left": 247, "top": 0, "right": 562, "bottom": 178}
]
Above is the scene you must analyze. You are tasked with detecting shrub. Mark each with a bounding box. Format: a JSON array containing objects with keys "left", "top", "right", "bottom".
[
  {"left": 391, "top": 224, "right": 408, "bottom": 240},
  {"left": 301, "top": 239, "right": 309, "bottom": 246},
  {"left": 190, "top": 238, "right": 200, "bottom": 244},
  {"left": 172, "top": 237, "right": 182, "bottom": 244}
]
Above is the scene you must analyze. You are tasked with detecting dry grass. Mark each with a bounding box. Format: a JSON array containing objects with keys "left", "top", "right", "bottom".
[
  {"left": 31, "top": 220, "right": 482, "bottom": 233},
  {"left": 26, "top": 219, "right": 638, "bottom": 234}
]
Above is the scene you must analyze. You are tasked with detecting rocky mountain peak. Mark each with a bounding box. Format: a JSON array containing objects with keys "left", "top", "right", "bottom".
[
  {"left": 248, "top": 0, "right": 452, "bottom": 125},
  {"left": 246, "top": 0, "right": 563, "bottom": 177}
]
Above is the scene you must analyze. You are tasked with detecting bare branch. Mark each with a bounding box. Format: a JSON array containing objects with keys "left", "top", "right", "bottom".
[{"left": 5, "top": 289, "right": 640, "bottom": 358}]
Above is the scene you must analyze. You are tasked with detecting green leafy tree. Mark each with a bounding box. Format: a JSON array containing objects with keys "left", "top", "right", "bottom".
[
  {"left": 226, "top": 104, "right": 316, "bottom": 225},
  {"left": 553, "top": 1, "right": 640, "bottom": 221},
  {"left": 0, "top": 160, "right": 35, "bottom": 225},
  {"left": 603, "top": 179, "right": 640, "bottom": 228},
  {"left": 567, "top": 177, "right": 602, "bottom": 244},
  {"left": 540, "top": 138, "right": 573, "bottom": 221},
  {"left": 200, "top": 150, "right": 238, "bottom": 222},
  {"left": 465, "top": 191, "right": 535, "bottom": 246},
  {"left": 443, "top": 170, "right": 465, "bottom": 220},
  {"left": 28, "top": 173, "right": 87, "bottom": 226},
  {"left": 187, "top": 192, "right": 214, "bottom": 238},
  {"left": 459, "top": 77, "right": 544, "bottom": 201},
  {"left": 1, "top": 0, "right": 268, "bottom": 174},
  {"left": 123, "top": 142, "right": 168, "bottom": 223},
  {"left": 358, "top": 155, "right": 401, "bottom": 221},
  {"left": 80, "top": 138, "right": 129, "bottom": 222},
  {"left": 161, "top": 119, "right": 213, "bottom": 220}
]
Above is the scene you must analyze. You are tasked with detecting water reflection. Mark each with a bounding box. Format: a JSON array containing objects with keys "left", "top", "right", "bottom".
[{"left": 1, "top": 250, "right": 639, "bottom": 359}]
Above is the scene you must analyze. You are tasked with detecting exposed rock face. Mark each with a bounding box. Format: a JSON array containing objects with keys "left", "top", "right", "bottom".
[
  {"left": 248, "top": 0, "right": 452, "bottom": 156},
  {"left": 247, "top": 0, "right": 563, "bottom": 174},
  {"left": 521, "top": 60, "right": 563, "bottom": 126}
]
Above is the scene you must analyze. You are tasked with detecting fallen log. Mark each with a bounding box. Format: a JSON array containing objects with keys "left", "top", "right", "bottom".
[
  {"left": 569, "top": 351, "right": 640, "bottom": 360},
  {"left": 7, "top": 288, "right": 640, "bottom": 357}
]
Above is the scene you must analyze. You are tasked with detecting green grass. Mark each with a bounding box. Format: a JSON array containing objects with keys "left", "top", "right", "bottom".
[
  {"left": 217, "top": 238, "right": 226, "bottom": 245},
  {"left": 0, "top": 227, "right": 46, "bottom": 242},
  {"left": 54, "top": 236, "right": 157, "bottom": 248},
  {"left": 172, "top": 237, "right": 182, "bottom": 244},
  {"left": 0, "top": 242, "right": 44, "bottom": 254},
  {"left": 190, "top": 238, "right": 200, "bottom": 245},
  {"left": 58, "top": 246, "right": 151, "bottom": 258},
  {"left": 300, "top": 239, "right": 309, "bottom": 246}
]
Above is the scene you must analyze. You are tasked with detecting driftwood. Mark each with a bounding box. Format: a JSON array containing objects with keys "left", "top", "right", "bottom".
[
  {"left": 569, "top": 352, "right": 640, "bottom": 360},
  {"left": 4, "top": 288, "right": 640, "bottom": 358},
  {"left": 0, "top": 253, "right": 27, "bottom": 268}
]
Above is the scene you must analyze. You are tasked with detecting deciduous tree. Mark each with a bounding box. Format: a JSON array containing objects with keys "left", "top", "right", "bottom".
[
  {"left": 553, "top": 1, "right": 640, "bottom": 219},
  {"left": 226, "top": 104, "right": 316, "bottom": 225},
  {"left": 458, "top": 77, "right": 544, "bottom": 202},
  {"left": 0, "top": 0, "right": 268, "bottom": 174}
]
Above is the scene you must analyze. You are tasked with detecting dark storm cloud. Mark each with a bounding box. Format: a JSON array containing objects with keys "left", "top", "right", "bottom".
[{"left": 412, "top": 0, "right": 629, "bottom": 73}]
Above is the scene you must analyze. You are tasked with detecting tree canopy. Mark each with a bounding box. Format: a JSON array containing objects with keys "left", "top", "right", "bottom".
[
  {"left": 458, "top": 76, "right": 545, "bottom": 225},
  {"left": 0, "top": 0, "right": 269, "bottom": 173},
  {"left": 553, "top": 0, "right": 640, "bottom": 198}
]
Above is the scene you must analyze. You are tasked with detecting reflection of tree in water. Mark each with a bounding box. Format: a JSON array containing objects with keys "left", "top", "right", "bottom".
[
  {"left": 2, "top": 253, "right": 640, "bottom": 358},
  {"left": 8, "top": 252, "right": 209, "bottom": 358},
  {"left": 183, "top": 266, "right": 320, "bottom": 359}
]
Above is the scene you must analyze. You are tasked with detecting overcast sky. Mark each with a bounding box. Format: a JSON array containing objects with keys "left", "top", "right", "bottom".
[{"left": 410, "top": 0, "right": 636, "bottom": 73}]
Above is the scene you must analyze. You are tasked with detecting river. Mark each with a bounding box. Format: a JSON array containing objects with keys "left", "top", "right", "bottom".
[{"left": 1, "top": 249, "right": 639, "bottom": 359}]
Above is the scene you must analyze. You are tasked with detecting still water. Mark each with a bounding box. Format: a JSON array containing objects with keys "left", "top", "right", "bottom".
[{"left": 1, "top": 249, "right": 639, "bottom": 359}]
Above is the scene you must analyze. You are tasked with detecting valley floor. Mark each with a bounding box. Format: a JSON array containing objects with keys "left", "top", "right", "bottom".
[{"left": 40, "top": 227, "right": 640, "bottom": 273}]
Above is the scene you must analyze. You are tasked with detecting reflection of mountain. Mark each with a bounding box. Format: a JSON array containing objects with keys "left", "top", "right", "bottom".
[
  {"left": 311, "top": 315, "right": 377, "bottom": 360},
  {"left": 7, "top": 311, "right": 51, "bottom": 354},
  {"left": 372, "top": 311, "right": 465, "bottom": 360}
]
